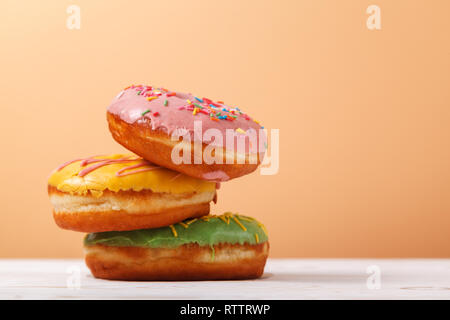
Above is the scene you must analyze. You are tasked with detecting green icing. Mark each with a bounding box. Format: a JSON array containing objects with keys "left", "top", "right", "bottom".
[{"left": 84, "top": 214, "right": 268, "bottom": 249}]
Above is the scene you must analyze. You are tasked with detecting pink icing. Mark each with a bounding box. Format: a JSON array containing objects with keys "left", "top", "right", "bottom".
[
  {"left": 107, "top": 85, "right": 267, "bottom": 154},
  {"left": 202, "top": 170, "right": 230, "bottom": 181},
  {"left": 115, "top": 161, "right": 161, "bottom": 177},
  {"left": 56, "top": 155, "right": 158, "bottom": 178},
  {"left": 77, "top": 157, "right": 139, "bottom": 177},
  {"left": 169, "top": 172, "right": 183, "bottom": 182}
]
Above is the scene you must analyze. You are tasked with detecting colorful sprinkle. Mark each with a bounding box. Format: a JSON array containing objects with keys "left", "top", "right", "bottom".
[
  {"left": 232, "top": 216, "right": 247, "bottom": 231},
  {"left": 236, "top": 128, "right": 246, "bottom": 134},
  {"left": 153, "top": 112, "right": 160, "bottom": 117},
  {"left": 115, "top": 91, "right": 125, "bottom": 99},
  {"left": 147, "top": 96, "right": 158, "bottom": 101},
  {"left": 219, "top": 215, "right": 230, "bottom": 224},
  {"left": 258, "top": 222, "right": 268, "bottom": 236},
  {"left": 164, "top": 99, "right": 168, "bottom": 106},
  {"left": 141, "top": 109, "right": 151, "bottom": 116},
  {"left": 179, "top": 222, "right": 189, "bottom": 229},
  {"left": 169, "top": 225, "right": 178, "bottom": 237},
  {"left": 186, "top": 218, "right": 197, "bottom": 225},
  {"left": 237, "top": 215, "right": 255, "bottom": 222}
]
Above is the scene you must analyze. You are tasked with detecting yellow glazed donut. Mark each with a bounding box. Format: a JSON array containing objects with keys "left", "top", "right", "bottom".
[{"left": 48, "top": 154, "right": 217, "bottom": 232}]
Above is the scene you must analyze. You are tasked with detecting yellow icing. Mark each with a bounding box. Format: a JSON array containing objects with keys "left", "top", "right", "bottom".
[{"left": 48, "top": 154, "right": 216, "bottom": 197}]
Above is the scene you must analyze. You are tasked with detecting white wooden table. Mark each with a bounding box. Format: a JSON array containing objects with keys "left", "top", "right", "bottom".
[{"left": 1, "top": 259, "right": 449, "bottom": 299}]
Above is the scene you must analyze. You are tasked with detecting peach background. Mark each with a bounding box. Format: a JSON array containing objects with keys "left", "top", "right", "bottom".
[{"left": 0, "top": 1, "right": 449, "bottom": 258}]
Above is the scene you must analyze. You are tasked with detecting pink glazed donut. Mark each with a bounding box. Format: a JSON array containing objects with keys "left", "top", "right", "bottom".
[{"left": 107, "top": 85, "right": 266, "bottom": 181}]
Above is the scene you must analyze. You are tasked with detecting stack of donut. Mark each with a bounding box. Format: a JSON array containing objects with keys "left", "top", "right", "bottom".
[{"left": 47, "top": 85, "right": 269, "bottom": 280}]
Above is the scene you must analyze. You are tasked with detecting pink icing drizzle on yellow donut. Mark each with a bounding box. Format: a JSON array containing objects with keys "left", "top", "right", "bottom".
[
  {"left": 48, "top": 154, "right": 216, "bottom": 196},
  {"left": 115, "top": 161, "right": 161, "bottom": 177},
  {"left": 56, "top": 155, "right": 151, "bottom": 177}
]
